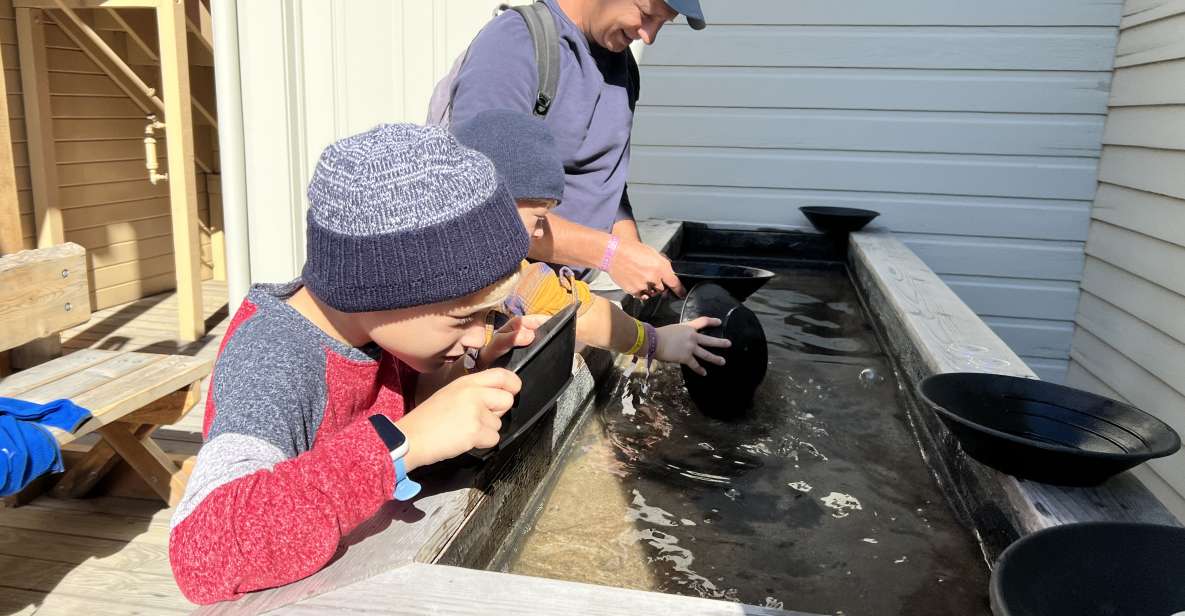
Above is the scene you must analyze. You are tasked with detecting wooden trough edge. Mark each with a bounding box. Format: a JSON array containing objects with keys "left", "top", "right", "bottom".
[{"left": 847, "top": 230, "right": 1181, "bottom": 565}]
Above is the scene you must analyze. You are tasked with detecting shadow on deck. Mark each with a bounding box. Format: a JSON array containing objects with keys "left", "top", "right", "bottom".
[{"left": 0, "top": 280, "right": 231, "bottom": 614}]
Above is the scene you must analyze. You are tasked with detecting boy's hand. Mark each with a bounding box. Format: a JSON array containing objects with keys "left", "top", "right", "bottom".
[
  {"left": 656, "top": 317, "right": 731, "bottom": 376},
  {"left": 395, "top": 368, "right": 521, "bottom": 471},
  {"left": 475, "top": 314, "right": 548, "bottom": 370}
]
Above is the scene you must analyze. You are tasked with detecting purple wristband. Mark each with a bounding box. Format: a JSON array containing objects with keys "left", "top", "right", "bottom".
[
  {"left": 643, "top": 322, "right": 658, "bottom": 368},
  {"left": 600, "top": 235, "right": 620, "bottom": 272}
]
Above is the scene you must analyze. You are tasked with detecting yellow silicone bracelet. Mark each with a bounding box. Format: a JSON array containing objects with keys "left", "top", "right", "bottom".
[{"left": 625, "top": 319, "right": 646, "bottom": 356}]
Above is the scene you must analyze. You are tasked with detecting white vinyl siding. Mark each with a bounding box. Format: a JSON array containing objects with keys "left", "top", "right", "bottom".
[
  {"left": 1066, "top": 0, "right": 1185, "bottom": 519},
  {"left": 629, "top": 0, "right": 1125, "bottom": 382}
]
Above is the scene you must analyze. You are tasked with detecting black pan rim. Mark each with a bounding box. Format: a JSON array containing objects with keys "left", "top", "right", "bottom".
[
  {"left": 989, "top": 521, "right": 1185, "bottom": 614},
  {"left": 916, "top": 372, "right": 1182, "bottom": 462}
]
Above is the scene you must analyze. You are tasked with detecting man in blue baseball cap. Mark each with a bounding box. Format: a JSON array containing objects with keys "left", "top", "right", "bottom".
[{"left": 429, "top": 0, "right": 707, "bottom": 300}]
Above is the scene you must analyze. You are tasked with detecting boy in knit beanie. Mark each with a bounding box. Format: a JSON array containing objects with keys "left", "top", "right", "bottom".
[
  {"left": 453, "top": 109, "right": 731, "bottom": 375},
  {"left": 169, "top": 124, "right": 541, "bottom": 604}
]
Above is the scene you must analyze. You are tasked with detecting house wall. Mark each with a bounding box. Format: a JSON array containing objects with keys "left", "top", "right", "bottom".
[
  {"left": 0, "top": 1, "right": 215, "bottom": 310},
  {"left": 1065, "top": 0, "right": 1185, "bottom": 520},
  {"left": 235, "top": 0, "right": 507, "bottom": 284},
  {"left": 627, "top": 0, "right": 1125, "bottom": 383}
]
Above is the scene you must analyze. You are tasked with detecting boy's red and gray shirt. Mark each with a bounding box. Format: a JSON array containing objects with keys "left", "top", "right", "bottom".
[{"left": 168, "top": 280, "right": 417, "bottom": 605}]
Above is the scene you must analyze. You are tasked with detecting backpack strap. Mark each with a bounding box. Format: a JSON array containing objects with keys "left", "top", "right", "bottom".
[
  {"left": 626, "top": 49, "right": 641, "bottom": 109},
  {"left": 510, "top": 2, "right": 561, "bottom": 117}
]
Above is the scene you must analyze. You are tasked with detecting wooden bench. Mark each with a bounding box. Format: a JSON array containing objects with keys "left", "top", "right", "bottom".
[{"left": 0, "top": 243, "right": 212, "bottom": 505}]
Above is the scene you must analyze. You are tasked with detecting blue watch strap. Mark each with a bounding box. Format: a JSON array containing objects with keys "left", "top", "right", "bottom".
[{"left": 393, "top": 457, "right": 421, "bottom": 501}]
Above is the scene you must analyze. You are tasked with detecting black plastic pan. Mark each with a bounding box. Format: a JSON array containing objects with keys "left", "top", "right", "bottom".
[
  {"left": 671, "top": 261, "right": 776, "bottom": 301},
  {"left": 918, "top": 372, "right": 1180, "bottom": 486},
  {"left": 469, "top": 303, "right": 578, "bottom": 460},
  {"left": 799, "top": 206, "right": 880, "bottom": 233},
  {"left": 991, "top": 522, "right": 1185, "bottom": 616},
  {"left": 679, "top": 283, "right": 768, "bottom": 419}
]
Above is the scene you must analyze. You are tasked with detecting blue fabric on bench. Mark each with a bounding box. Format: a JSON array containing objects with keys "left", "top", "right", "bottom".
[{"left": 0, "top": 398, "right": 92, "bottom": 496}]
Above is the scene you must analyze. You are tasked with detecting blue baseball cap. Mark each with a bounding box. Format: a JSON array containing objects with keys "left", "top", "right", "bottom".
[{"left": 664, "top": 0, "right": 706, "bottom": 30}]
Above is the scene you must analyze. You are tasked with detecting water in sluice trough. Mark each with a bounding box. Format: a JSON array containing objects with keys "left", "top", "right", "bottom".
[{"left": 505, "top": 261, "right": 991, "bottom": 615}]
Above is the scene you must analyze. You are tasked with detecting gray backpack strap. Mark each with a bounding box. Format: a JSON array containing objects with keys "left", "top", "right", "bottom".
[{"left": 510, "top": 2, "right": 560, "bottom": 117}]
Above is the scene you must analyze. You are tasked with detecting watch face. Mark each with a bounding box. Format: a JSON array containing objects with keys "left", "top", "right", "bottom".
[{"left": 368, "top": 415, "right": 406, "bottom": 452}]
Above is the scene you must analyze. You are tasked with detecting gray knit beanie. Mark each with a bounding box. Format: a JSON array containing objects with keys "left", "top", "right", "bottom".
[
  {"left": 451, "top": 109, "right": 565, "bottom": 204},
  {"left": 302, "top": 123, "right": 529, "bottom": 313}
]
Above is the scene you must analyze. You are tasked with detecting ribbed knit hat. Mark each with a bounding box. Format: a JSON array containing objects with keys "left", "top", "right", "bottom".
[
  {"left": 451, "top": 109, "right": 565, "bottom": 204},
  {"left": 302, "top": 123, "right": 530, "bottom": 313}
]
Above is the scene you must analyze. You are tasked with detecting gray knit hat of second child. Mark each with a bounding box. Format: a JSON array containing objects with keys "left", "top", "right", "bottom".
[
  {"left": 302, "top": 123, "right": 529, "bottom": 313},
  {"left": 451, "top": 109, "right": 565, "bottom": 204}
]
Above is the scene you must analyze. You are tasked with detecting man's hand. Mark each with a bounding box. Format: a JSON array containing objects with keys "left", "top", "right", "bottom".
[{"left": 609, "top": 239, "right": 686, "bottom": 299}]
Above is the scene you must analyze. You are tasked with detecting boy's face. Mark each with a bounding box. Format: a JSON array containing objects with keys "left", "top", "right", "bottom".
[
  {"left": 517, "top": 198, "right": 558, "bottom": 240},
  {"left": 357, "top": 276, "right": 516, "bottom": 373}
]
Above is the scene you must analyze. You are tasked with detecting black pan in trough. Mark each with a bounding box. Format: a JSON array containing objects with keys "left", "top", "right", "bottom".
[
  {"left": 799, "top": 206, "right": 880, "bottom": 233},
  {"left": 918, "top": 373, "right": 1180, "bottom": 486},
  {"left": 469, "top": 303, "right": 578, "bottom": 460},
  {"left": 672, "top": 261, "right": 775, "bottom": 301},
  {"left": 990, "top": 522, "right": 1185, "bottom": 616},
  {"left": 679, "top": 283, "right": 768, "bottom": 419}
]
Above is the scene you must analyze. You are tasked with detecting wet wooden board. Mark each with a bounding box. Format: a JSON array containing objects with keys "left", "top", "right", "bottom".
[
  {"left": 848, "top": 230, "right": 1180, "bottom": 562},
  {"left": 273, "top": 563, "right": 819, "bottom": 616}
]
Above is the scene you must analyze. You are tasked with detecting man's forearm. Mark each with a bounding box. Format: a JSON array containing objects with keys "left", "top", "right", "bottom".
[
  {"left": 528, "top": 213, "right": 611, "bottom": 269},
  {"left": 612, "top": 218, "right": 641, "bottom": 243}
]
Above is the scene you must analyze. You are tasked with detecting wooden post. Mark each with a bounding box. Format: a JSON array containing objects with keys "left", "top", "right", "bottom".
[
  {"left": 0, "top": 40, "right": 21, "bottom": 376},
  {"left": 156, "top": 0, "right": 204, "bottom": 342},
  {"left": 13, "top": 8, "right": 64, "bottom": 369},
  {"left": 15, "top": 8, "right": 64, "bottom": 249},
  {"left": 0, "top": 64, "right": 21, "bottom": 256}
]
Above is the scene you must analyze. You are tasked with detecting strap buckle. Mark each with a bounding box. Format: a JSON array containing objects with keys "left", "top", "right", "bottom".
[{"left": 534, "top": 93, "right": 552, "bottom": 116}]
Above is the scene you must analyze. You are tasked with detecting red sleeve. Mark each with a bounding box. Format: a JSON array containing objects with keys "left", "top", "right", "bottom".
[{"left": 168, "top": 417, "right": 395, "bottom": 604}]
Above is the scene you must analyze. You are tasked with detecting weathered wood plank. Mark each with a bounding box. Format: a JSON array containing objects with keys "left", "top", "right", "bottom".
[
  {"left": 0, "top": 526, "right": 167, "bottom": 572},
  {"left": 646, "top": 26, "right": 1117, "bottom": 71},
  {"left": 0, "top": 500, "right": 171, "bottom": 545},
  {"left": 0, "top": 553, "right": 189, "bottom": 611},
  {"left": 633, "top": 107, "right": 1104, "bottom": 157},
  {"left": 67, "top": 353, "right": 211, "bottom": 441},
  {"left": 848, "top": 231, "right": 1179, "bottom": 565},
  {"left": 0, "top": 586, "right": 177, "bottom": 616},
  {"left": 0, "top": 348, "right": 119, "bottom": 395},
  {"left": 639, "top": 66, "right": 1113, "bottom": 114},
  {"left": 0, "top": 242, "right": 90, "bottom": 350},
  {"left": 277, "top": 562, "right": 814, "bottom": 616},
  {"left": 9, "top": 351, "right": 157, "bottom": 403}
]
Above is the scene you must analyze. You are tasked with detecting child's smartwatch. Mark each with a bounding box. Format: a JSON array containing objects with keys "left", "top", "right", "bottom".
[{"left": 367, "top": 415, "right": 421, "bottom": 502}]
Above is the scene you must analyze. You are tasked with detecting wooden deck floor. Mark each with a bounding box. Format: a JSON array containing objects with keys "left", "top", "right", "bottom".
[{"left": 0, "top": 281, "right": 229, "bottom": 614}]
